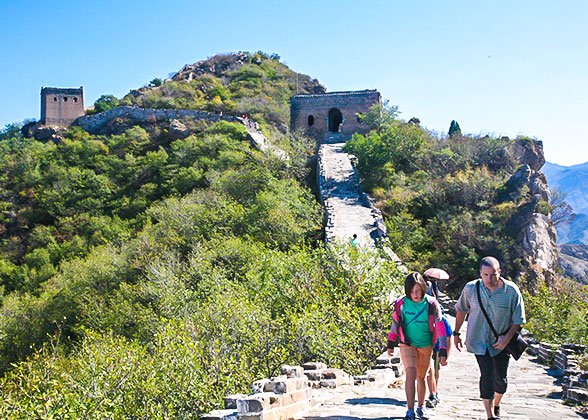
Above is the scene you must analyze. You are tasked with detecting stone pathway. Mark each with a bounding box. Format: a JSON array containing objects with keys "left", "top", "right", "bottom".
[
  {"left": 299, "top": 315, "right": 587, "bottom": 420},
  {"left": 319, "top": 143, "right": 382, "bottom": 248}
]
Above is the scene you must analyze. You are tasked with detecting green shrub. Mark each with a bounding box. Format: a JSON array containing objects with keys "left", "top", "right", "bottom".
[
  {"left": 536, "top": 199, "right": 552, "bottom": 216},
  {"left": 93, "top": 95, "right": 120, "bottom": 113},
  {"left": 523, "top": 278, "right": 588, "bottom": 344}
]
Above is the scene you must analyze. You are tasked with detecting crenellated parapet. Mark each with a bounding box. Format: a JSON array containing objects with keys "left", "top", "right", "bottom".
[{"left": 200, "top": 354, "right": 402, "bottom": 420}]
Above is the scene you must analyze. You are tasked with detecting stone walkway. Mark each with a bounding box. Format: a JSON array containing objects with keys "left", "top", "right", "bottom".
[
  {"left": 319, "top": 143, "right": 382, "bottom": 248},
  {"left": 299, "top": 315, "right": 587, "bottom": 420}
]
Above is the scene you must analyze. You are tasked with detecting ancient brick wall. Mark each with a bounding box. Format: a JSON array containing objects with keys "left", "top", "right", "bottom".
[
  {"left": 72, "top": 106, "right": 236, "bottom": 133},
  {"left": 41, "top": 87, "right": 84, "bottom": 125},
  {"left": 290, "top": 90, "right": 380, "bottom": 141}
]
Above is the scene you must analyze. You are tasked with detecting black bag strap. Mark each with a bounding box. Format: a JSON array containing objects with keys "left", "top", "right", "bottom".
[
  {"left": 476, "top": 280, "right": 500, "bottom": 340},
  {"left": 404, "top": 303, "right": 428, "bottom": 328}
]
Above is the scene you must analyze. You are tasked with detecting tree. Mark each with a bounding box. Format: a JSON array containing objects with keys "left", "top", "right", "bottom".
[
  {"left": 94, "top": 95, "right": 120, "bottom": 113},
  {"left": 448, "top": 120, "right": 462, "bottom": 138},
  {"left": 0, "top": 123, "right": 24, "bottom": 141},
  {"left": 551, "top": 187, "right": 576, "bottom": 226},
  {"left": 355, "top": 101, "right": 399, "bottom": 131},
  {"left": 149, "top": 78, "right": 163, "bottom": 87}
]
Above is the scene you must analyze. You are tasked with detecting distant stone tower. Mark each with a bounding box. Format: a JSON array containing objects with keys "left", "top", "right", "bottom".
[
  {"left": 40, "top": 87, "right": 84, "bottom": 125},
  {"left": 290, "top": 89, "right": 381, "bottom": 142}
]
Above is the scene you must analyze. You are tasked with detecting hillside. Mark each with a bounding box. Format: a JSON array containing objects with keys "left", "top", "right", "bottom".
[
  {"left": 558, "top": 244, "right": 588, "bottom": 283},
  {"left": 0, "top": 51, "right": 577, "bottom": 417},
  {"left": 344, "top": 109, "right": 558, "bottom": 293},
  {"left": 0, "top": 52, "right": 405, "bottom": 418}
]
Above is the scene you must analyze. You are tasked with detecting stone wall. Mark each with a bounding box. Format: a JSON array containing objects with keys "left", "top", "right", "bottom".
[
  {"left": 290, "top": 90, "right": 380, "bottom": 142},
  {"left": 527, "top": 341, "right": 588, "bottom": 404},
  {"left": 71, "top": 107, "right": 284, "bottom": 160},
  {"left": 72, "top": 106, "right": 239, "bottom": 134},
  {"left": 41, "top": 87, "right": 84, "bottom": 125},
  {"left": 201, "top": 353, "right": 402, "bottom": 420},
  {"left": 316, "top": 143, "right": 404, "bottom": 272}
]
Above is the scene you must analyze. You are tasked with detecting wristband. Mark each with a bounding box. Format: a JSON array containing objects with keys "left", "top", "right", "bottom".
[{"left": 453, "top": 332, "right": 461, "bottom": 336}]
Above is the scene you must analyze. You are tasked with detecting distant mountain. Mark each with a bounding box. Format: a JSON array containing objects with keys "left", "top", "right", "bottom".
[
  {"left": 559, "top": 244, "right": 588, "bottom": 284},
  {"left": 556, "top": 213, "right": 588, "bottom": 244},
  {"left": 543, "top": 161, "right": 588, "bottom": 244}
]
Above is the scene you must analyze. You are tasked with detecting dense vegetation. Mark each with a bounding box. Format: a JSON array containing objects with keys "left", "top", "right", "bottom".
[
  {"left": 346, "top": 103, "right": 588, "bottom": 345},
  {"left": 1, "top": 50, "right": 586, "bottom": 417},
  {"left": 118, "top": 52, "right": 323, "bottom": 141},
  {"left": 522, "top": 277, "right": 588, "bottom": 345},
  {"left": 0, "top": 52, "right": 405, "bottom": 418},
  {"left": 346, "top": 103, "right": 520, "bottom": 288}
]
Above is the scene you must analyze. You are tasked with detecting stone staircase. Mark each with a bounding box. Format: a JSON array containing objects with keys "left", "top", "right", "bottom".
[{"left": 317, "top": 142, "right": 403, "bottom": 268}]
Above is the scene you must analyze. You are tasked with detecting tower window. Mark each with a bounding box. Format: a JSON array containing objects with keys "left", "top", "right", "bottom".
[
  {"left": 63, "top": 97, "right": 68, "bottom": 102},
  {"left": 308, "top": 115, "right": 314, "bottom": 127}
]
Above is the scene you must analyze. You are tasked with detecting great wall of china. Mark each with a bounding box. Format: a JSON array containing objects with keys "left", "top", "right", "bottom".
[{"left": 27, "top": 88, "right": 588, "bottom": 419}]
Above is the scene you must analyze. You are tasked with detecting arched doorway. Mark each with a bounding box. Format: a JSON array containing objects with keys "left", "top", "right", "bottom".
[
  {"left": 328, "top": 108, "right": 343, "bottom": 132},
  {"left": 308, "top": 115, "right": 314, "bottom": 127}
]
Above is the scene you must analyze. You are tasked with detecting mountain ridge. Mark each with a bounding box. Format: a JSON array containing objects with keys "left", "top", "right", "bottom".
[{"left": 543, "top": 160, "right": 588, "bottom": 244}]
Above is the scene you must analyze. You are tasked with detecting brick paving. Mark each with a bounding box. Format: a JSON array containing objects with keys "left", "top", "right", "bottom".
[{"left": 299, "top": 316, "right": 587, "bottom": 420}]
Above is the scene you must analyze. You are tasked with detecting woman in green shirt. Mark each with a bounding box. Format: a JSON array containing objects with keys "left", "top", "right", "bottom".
[{"left": 387, "top": 272, "right": 449, "bottom": 420}]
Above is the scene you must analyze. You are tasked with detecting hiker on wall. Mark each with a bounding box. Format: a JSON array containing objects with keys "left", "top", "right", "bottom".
[
  {"left": 453, "top": 256, "right": 526, "bottom": 420},
  {"left": 387, "top": 272, "right": 449, "bottom": 420},
  {"left": 423, "top": 268, "right": 452, "bottom": 409}
]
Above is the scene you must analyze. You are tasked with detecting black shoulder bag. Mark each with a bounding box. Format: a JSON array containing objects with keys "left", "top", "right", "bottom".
[{"left": 476, "top": 281, "right": 528, "bottom": 360}]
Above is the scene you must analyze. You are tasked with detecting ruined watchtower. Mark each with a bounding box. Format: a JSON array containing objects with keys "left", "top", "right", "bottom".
[
  {"left": 40, "top": 87, "right": 84, "bottom": 126},
  {"left": 290, "top": 90, "right": 381, "bottom": 142}
]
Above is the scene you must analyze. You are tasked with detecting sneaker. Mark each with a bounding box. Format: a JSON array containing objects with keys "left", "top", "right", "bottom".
[
  {"left": 494, "top": 405, "right": 500, "bottom": 418},
  {"left": 416, "top": 406, "right": 429, "bottom": 420},
  {"left": 404, "top": 408, "right": 416, "bottom": 420},
  {"left": 425, "top": 395, "right": 439, "bottom": 408}
]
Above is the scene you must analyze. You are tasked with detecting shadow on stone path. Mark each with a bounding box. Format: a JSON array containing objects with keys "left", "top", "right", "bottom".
[{"left": 299, "top": 316, "right": 588, "bottom": 420}]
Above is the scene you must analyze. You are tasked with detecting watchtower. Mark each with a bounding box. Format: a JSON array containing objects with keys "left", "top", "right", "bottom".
[
  {"left": 290, "top": 89, "right": 381, "bottom": 142},
  {"left": 40, "top": 87, "right": 84, "bottom": 125}
]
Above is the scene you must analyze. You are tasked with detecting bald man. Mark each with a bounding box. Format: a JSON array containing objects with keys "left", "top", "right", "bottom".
[{"left": 452, "top": 257, "right": 525, "bottom": 420}]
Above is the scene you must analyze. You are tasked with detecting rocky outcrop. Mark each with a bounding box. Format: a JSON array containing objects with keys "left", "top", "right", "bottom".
[
  {"left": 21, "top": 122, "right": 66, "bottom": 143},
  {"left": 503, "top": 139, "right": 559, "bottom": 285},
  {"left": 169, "top": 53, "right": 326, "bottom": 94},
  {"left": 507, "top": 137, "right": 546, "bottom": 171},
  {"left": 167, "top": 119, "right": 191, "bottom": 140}
]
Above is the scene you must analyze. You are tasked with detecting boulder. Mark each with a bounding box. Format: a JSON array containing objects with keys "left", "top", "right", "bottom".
[
  {"left": 27, "top": 124, "right": 66, "bottom": 143},
  {"left": 508, "top": 138, "right": 545, "bottom": 171},
  {"left": 168, "top": 119, "right": 190, "bottom": 140}
]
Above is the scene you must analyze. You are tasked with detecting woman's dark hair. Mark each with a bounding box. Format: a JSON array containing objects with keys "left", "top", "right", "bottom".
[{"left": 404, "top": 272, "right": 428, "bottom": 298}]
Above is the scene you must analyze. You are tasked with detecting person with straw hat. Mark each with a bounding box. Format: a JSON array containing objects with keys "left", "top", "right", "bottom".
[{"left": 423, "top": 268, "right": 452, "bottom": 409}]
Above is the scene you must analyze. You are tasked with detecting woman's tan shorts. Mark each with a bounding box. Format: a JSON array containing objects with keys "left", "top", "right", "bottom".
[{"left": 399, "top": 344, "right": 433, "bottom": 378}]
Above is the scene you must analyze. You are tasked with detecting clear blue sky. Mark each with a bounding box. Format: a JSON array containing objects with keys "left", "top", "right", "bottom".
[{"left": 1, "top": 0, "right": 586, "bottom": 165}]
